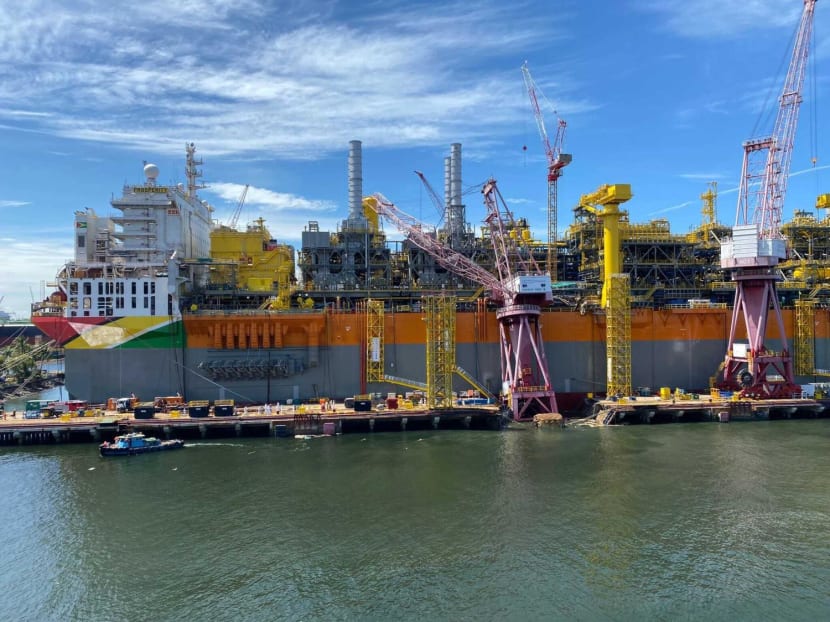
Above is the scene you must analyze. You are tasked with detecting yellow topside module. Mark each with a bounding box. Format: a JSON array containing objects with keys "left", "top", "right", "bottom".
[{"left": 210, "top": 218, "right": 295, "bottom": 292}]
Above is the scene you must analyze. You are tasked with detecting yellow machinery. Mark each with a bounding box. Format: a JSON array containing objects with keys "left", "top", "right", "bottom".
[
  {"left": 364, "top": 294, "right": 493, "bottom": 406},
  {"left": 577, "top": 184, "right": 632, "bottom": 307},
  {"left": 794, "top": 299, "right": 818, "bottom": 375},
  {"left": 366, "top": 299, "right": 385, "bottom": 383},
  {"left": 577, "top": 184, "right": 633, "bottom": 397},
  {"left": 686, "top": 181, "right": 730, "bottom": 247},
  {"left": 606, "top": 274, "right": 632, "bottom": 397},
  {"left": 424, "top": 295, "right": 456, "bottom": 409},
  {"left": 210, "top": 217, "right": 294, "bottom": 295}
]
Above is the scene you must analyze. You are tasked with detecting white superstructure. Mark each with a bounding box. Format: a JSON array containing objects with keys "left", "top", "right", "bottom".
[{"left": 59, "top": 144, "right": 213, "bottom": 319}]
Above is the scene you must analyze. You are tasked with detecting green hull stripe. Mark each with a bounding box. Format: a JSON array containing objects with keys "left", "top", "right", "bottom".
[{"left": 118, "top": 321, "right": 185, "bottom": 349}]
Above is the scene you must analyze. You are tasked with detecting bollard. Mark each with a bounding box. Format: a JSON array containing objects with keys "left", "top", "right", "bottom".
[
  {"left": 400, "top": 417, "right": 407, "bottom": 431},
  {"left": 432, "top": 416, "right": 440, "bottom": 429}
]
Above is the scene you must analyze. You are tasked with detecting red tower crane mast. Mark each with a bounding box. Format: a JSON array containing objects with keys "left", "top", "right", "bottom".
[
  {"left": 368, "top": 180, "right": 558, "bottom": 420},
  {"left": 718, "top": 0, "right": 817, "bottom": 398},
  {"left": 522, "top": 61, "right": 571, "bottom": 280}
]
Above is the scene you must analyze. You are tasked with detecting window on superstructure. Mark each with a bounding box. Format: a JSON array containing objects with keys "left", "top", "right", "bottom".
[
  {"left": 77, "top": 235, "right": 85, "bottom": 248},
  {"left": 83, "top": 282, "right": 92, "bottom": 296},
  {"left": 131, "top": 282, "right": 137, "bottom": 295},
  {"left": 83, "top": 297, "right": 91, "bottom": 310},
  {"left": 116, "top": 282, "right": 124, "bottom": 295},
  {"left": 131, "top": 297, "right": 136, "bottom": 309},
  {"left": 116, "top": 296, "right": 124, "bottom": 310},
  {"left": 98, "top": 297, "right": 113, "bottom": 316},
  {"left": 69, "top": 282, "right": 78, "bottom": 296}
]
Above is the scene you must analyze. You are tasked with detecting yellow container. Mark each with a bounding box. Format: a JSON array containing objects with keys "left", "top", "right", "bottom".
[
  {"left": 659, "top": 387, "right": 671, "bottom": 400},
  {"left": 170, "top": 410, "right": 180, "bottom": 418},
  {"left": 60, "top": 414, "right": 71, "bottom": 422},
  {"left": 710, "top": 388, "right": 720, "bottom": 400}
]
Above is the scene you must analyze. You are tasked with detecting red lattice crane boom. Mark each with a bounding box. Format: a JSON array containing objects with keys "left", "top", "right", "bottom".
[
  {"left": 368, "top": 181, "right": 558, "bottom": 420},
  {"left": 718, "top": 0, "right": 817, "bottom": 398}
]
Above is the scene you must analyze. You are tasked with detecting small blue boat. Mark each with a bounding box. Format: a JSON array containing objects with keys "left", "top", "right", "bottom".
[{"left": 99, "top": 432, "right": 185, "bottom": 457}]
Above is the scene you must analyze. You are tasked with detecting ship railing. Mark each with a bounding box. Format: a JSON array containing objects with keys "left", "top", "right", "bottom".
[
  {"left": 186, "top": 308, "right": 322, "bottom": 316},
  {"left": 513, "top": 385, "right": 550, "bottom": 393}
]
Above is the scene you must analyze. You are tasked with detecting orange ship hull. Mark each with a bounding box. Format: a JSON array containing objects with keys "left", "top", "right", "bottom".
[{"left": 55, "top": 307, "right": 830, "bottom": 412}]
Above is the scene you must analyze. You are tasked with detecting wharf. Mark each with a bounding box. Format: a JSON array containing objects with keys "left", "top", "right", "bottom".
[
  {"left": 591, "top": 395, "right": 830, "bottom": 425},
  {"left": 0, "top": 405, "right": 506, "bottom": 447}
]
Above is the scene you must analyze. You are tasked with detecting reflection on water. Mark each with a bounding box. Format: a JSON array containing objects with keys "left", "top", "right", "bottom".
[{"left": 1, "top": 421, "right": 829, "bottom": 620}]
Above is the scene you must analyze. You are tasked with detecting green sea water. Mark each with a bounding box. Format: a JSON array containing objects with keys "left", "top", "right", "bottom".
[{"left": 1, "top": 421, "right": 828, "bottom": 621}]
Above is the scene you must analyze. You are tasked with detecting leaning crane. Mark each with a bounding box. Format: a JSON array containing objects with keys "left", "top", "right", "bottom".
[
  {"left": 367, "top": 179, "right": 558, "bottom": 421},
  {"left": 228, "top": 184, "right": 250, "bottom": 230},
  {"left": 414, "top": 170, "right": 446, "bottom": 225},
  {"left": 718, "top": 0, "right": 817, "bottom": 398},
  {"left": 522, "top": 61, "right": 571, "bottom": 281}
]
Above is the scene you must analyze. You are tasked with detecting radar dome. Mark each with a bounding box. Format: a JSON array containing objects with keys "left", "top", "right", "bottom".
[{"left": 143, "top": 163, "right": 159, "bottom": 180}]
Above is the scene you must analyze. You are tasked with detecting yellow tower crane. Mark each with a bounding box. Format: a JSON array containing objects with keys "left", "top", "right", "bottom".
[
  {"left": 577, "top": 184, "right": 633, "bottom": 397},
  {"left": 576, "top": 184, "right": 632, "bottom": 307}
]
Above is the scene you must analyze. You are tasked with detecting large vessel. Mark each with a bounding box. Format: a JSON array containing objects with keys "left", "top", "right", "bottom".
[{"left": 30, "top": 140, "right": 830, "bottom": 415}]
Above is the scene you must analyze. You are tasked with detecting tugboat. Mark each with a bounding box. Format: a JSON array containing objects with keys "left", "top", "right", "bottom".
[{"left": 99, "top": 432, "right": 185, "bottom": 457}]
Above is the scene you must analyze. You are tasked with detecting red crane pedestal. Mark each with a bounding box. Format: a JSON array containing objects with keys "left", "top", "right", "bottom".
[
  {"left": 497, "top": 304, "right": 557, "bottom": 420},
  {"left": 718, "top": 270, "right": 800, "bottom": 399}
]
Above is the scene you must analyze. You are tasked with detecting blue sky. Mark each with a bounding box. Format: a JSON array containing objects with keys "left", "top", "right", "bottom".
[{"left": 1, "top": 0, "right": 828, "bottom": 319}]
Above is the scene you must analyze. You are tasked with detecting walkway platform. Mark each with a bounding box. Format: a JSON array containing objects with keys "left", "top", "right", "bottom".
[
  {"left": 0, "top": 405, "right": 506, "bottom": 446},
  {"left": 591, "top": 395, "right": 830, "bottom": 425}
]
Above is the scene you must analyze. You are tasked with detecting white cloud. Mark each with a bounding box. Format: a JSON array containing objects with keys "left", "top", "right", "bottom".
[
  {"left": 0, "top": 1, "right": 592, "bottom": 159},
  {"left": 206, "top": 182, "right": 336, "bottom": 214},
  {"left": 648, "top": 200, "right": 694, "bottom": 216},
  {"left": 0, "top": 237, "right": 73, "bottom": 318},
  {"left": 638, "top": 0, "right": 803, "bottom": 38},
  {"left": 204, "top": 182, "right": 341, "bottom": 241},
  {"left": 0, "top": 200, "right": 30, "bottom": 208},
  {"left": 789, "top": 163, "right": 830, "bottom": 178}
]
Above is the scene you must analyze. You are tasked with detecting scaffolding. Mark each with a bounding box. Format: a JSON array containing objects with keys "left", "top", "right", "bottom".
[
  {"left": 566, "top": 206, "right": 717, "bottom": 304},
  {"left": 606, "top": 273, "right": 631, "bottom": 397},
  {"left": 424, "top": 294, "right": 456, "bottom": 409},
  {"left": 794, "top": 298, "right": 817, "bottom": 376},
  {"left": 366, "top": 299, "right": 384, "bottom": 383}
]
